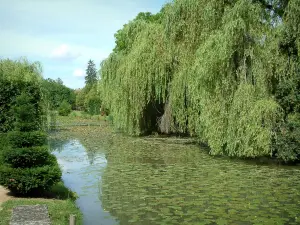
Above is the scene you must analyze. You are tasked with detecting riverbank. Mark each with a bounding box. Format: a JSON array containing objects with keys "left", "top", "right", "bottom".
[
  {"left": 0, "top": 133, "right": 82, "bottom": 225},
  {"left": 0, "top": 183, "right": 82, "bottom": 225},
  {"left": 51, "top": 113, "right": 300, "bottom": 166},
  {"left": 0, "top": 198, "right": 81, "bottom": 225}
]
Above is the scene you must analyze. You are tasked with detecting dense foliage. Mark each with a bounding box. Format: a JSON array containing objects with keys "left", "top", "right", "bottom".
[
  {"left": 42, "top": 78, "right": 76, "bottom": 110},
  {"left": 58, "top": 100, "right": 72, "bottom": 116},
  {"left": 2, "top": 146, "right": 57, "bottom": 168},
  {"left": 7, "top": 131, "right": 47, "bottom": 148},
  {"left": 84, "top": 84, "right": 102, "bottom": 115},
  {"left": 75, "top": 59, "right": 102, "bottom": 115},
  {"left": 0, "top": 165, "right": 61, "bottom": 194},
  {"left": 100, "top": 0, "right": 300, "bottom": 162},
  {"left": 0, "top": 59, "right": 44, "bottom": 132},
  {"left": 0, "top": 91, "right": 61, "bottom": 195}
]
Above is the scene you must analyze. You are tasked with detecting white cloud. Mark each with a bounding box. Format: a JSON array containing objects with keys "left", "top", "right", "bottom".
[
  {"left": 0, "top": 0, "right": 165, "bottom": 89},
  {"left": 73, "top": 68, "right": 85, "bottom": 77},
  {"left": 0, "top": 31, "right": 110, "bottom": 63},
  {"left": 50, "top": 44, "right": 81, "bottom": 61}
]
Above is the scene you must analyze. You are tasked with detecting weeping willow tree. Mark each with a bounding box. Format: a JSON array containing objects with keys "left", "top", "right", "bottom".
[
  {"left": 101, "top": 16, "right": 172, "bottom": 135},
  {"left": 101, "top": 0, "right": 300, "bottom": 161}
]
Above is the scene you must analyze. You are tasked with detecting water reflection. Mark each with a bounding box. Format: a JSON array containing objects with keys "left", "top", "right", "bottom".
[
  {"left": 50, "top": 139, "right": 118, "bottom": 225},
  {"left": 50, "top": 136, "right": 300, "bottom": 225}
]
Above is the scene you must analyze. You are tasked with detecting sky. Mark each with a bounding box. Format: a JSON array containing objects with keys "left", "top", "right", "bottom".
[{"left": 0, "top": 0, "right": 166, "bottom": 89}]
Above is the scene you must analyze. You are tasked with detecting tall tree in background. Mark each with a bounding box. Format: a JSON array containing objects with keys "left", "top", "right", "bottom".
[
  {"left": 85, "top": 59, "right": 97, "bottom": 87},
  {"left": 75, "top": 59, "right": 102, "bottom": 114}
]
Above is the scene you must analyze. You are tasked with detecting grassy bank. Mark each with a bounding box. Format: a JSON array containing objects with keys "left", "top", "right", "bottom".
[
  {"left": 54, "top": 110, "right": 107, "bottom": 127},
  {"left": 0, "top": 197, "right": 82, "bottom": 225},
  {"left": 0, "top": 133, "right": 82, "bottom": 225}
]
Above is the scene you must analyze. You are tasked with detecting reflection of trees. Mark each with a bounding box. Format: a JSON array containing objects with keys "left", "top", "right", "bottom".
[
  {"left": 86, "top": 149, "right": 96, "bottom": 165},
  {"left": 49, "top": 136, "right": 100, "bottom": 165},
  {"left": 48, "top": 139, "right": 70, "bottom": 152},
  {"left": 79, "top": 139, "right": 98, "bottom": 165}
]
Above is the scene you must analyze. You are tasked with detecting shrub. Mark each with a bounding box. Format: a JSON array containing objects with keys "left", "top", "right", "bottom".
[
  {"left": 0, "top": 164, "right": 62, "bottom": 194},
  {"left": 272, "top": 114, "right": 300, "bottom": 162},
  {"left": 84, "top": 86, "right": 101, "bottom": 115},
  {"left": 0, "top": 133, "right": 8, "bottom": 152},
  {"left": 58, "top": 100, "right": 72, "bottom": 116},
  {"left": 0, "top": 59, "right": 44, "bottom": 133},
  {"left": 7, "top": 131, "right": 47, "bottom": 148},
  {"left": 2, "top": 146, "right": 57, "bottom": 168},
  {"left": 11, "top": 92, "right": 41, "bottom": 132}
]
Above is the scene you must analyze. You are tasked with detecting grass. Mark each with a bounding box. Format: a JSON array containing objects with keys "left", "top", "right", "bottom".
[
  {"left": 0, "top": 132, "right": 82, "bottom": 225},
  {"left": 0, "top": 198, "right": 82, "bottom": 225},
  {"left": 57, "top": 111, "right": 105, "bottom": 125},
  {"left": 52, "top": 110, "right": 108, "bottom": 127},
  {"left": 0, "top": 180, "right": 82, "bottom": 225}
]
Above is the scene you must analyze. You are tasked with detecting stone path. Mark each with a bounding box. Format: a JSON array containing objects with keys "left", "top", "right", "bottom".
[{"left": 10, "top": 205, "right": 51, "bottom": 225}]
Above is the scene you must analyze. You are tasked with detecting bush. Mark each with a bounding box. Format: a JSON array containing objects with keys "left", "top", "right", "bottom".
[
  {"left": 7, "top": 131, "right": 47, "bottom": 148},
  {"left": 0, "top": 133, "right": 8, "bottom": 152},
  {"left": 272, "top": 114, "right": 300, "bottom": 162},
  {"left": 2, "top": 146, "right": 57, "bottom": 168},
  {"left": 0, "top": 164, "right": 62, "bottom": 194},
  {"left": 58, "top": 100, "right": 72, "bottom": 116},
  {"left": 0, "top": 58, "right": 44, "bottom": 133},
  {"left": 84, "top": 88, "right": 101, "bottom": 115},
  {"left": 11, "top": 92, "right": 41, "bottom": 132}
]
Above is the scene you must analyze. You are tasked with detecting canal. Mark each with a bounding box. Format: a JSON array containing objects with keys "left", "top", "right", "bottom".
[{"left": 49, "top": 131, "right": 300, "bottom": 225}]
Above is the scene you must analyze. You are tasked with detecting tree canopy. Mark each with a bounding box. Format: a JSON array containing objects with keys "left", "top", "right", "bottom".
[
  {"left": 0, "top": 58, "right": 45, "bottom": 132},
  {"left": 100, "top": 0, "right": 300, "bottom": 162},
  {"left": 42, "top": 78, "right": 76, "bottom": 110}
]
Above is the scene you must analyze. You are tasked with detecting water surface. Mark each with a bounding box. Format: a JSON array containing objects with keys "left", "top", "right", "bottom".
[
  {"left": 50, "top": 136, "right": 300, "bottom": 225},
  {"left": 51, "top": 139, "right": 117, "bottom": 225}
]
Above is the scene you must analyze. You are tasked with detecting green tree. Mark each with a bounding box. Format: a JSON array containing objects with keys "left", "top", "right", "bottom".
[
  {"left": 100, "top": 0, "right": 300, "bottom": 162},
  {"left": 0, "top": 58, "right": 45, "bottom": 132},
  {"left": 42, "top": 78, "right": 76, "bottom": 110},
  {"left": 84, "top": 85, "right": 102, "bottom": 115},
  {"left": 85, "top": 59, "right": 98, "bottom": 87},
  {"left": 75, "top": 87, "right": 88, "bottom": 111},
  {"left": 0, "top": 92, "right": 61, "bottom": 195},
  {"left": 58, "top": 100, "right": 72, "bottom": 116}
]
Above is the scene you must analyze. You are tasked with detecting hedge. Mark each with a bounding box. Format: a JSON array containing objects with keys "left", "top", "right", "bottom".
[
  {"left": 7, "top": 131, "right": 47, "bottom": 148},
  {"left": 0, "top": 164, "right": 62, "bottom": 194},
  {"left": 2, "top": 146, "right": 57, "bottom": 168}
]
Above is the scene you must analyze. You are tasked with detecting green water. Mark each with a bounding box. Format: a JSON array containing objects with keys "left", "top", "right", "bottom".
[{"left": 50, "top": 134, "right": 300, "bottom": 225}]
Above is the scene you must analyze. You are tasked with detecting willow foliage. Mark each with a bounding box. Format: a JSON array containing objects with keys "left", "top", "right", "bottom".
[
  {"left": 101, "top": 0, "right": 300, "bottom": 161},
  {"left": 102, "top": 21, "right": 172, "bottom": 134}
]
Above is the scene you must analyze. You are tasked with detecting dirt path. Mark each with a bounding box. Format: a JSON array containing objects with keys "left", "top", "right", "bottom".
[{"left": 0, "top": 185, "right": 12, "bottom": 208}]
